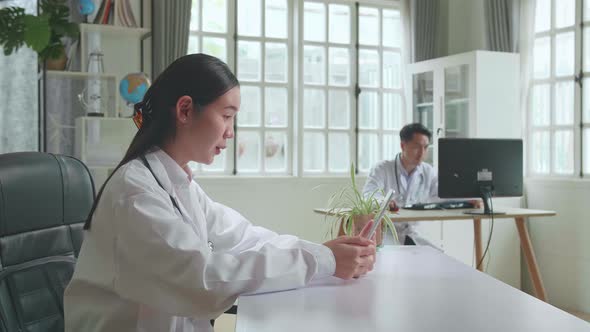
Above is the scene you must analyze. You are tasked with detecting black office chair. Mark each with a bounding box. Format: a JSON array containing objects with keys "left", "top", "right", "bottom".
[{"left": 0, "top": 152, "right": 94, "bottom": 332}]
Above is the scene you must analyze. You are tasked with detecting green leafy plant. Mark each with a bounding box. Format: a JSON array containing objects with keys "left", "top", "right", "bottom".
[
  {"left": 0, "top": 0, "right": 78, "bottom": 61},
  {"left": 324, "top": 164, "right": 399, "bottom": 244}
]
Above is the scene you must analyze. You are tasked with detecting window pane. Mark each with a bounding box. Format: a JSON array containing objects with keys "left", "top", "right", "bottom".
[
  {"left": 383, "top": 93, "right": 403, "bottom": 130},
  {"left": 359, "top": 133, "right": 379, "bottom": 172},
  {"left": 584, "top": 27, "right": 590, "bottom": 72},
  {"left": 304, "top": 2, "right": 326, "bottom": 42},
  {"left": 382, "top": 9, "right": 401, "bottom": 48},
  {"left": 554, "top": 81, "right": 574, "bottom": 125},
  {"left": 383, "top": 51, "right": 401, "bottom": 89},
  {"left": 203, "top": 148, "right": 225, "bottom": 172},
  {"left": 532, "top": 131, "right": 550, "bottom": 174},
  {"left": 238, "top": 0, "right": 261, "bottom": 37},
  {"left": 328, "top": 133, "right": 350, "bottom": 172},
  {"left": 553, "top": 130, "right": 574, "bottom": 174},
  {"left": 359, "top": 7, "right": 379, "bottom": 46},
  {"left": 586, "top": 0, "right": 590, "bottom": 21},
  {"left": 328, "top": 90, "right": 350, "bottom": 129},
  {"left": 238, "top": 86, "right": 261, "bottom": 126},
  {"left": 304, "top": 89, "right": 325, "bottom": 128},
  {"left": 359, "top": 49, "right": 380, "bottom": 87},
  {"left": 238, "top": 41, "right": 261, "bottom": 81},
  {"left": 531, "top": 84, "right": 550, "bottom": 126},
  {"left": 265, "top": 131, "right": 287, "bottom": 172},
  {"left": 265, "top": 87, "right": 288, "bottom": 127},
  {"left": 555, "top": 32, "right": 574, "bottom": 77},
  {"left": 266, "top": 0, "right": 288, "bottom": 38},
  {"left": 584, "top": 129, "right": 590, "bottom": 174},
  {"left": 190, "top": 0, "right": 200, "bottom": 31},
  {"left": 202, "top": 37, "right": 227, "bottom": 63},
  {"left": 265, "top": 43, "right": 288, "bottom": 82},
  {"left": 329, "top": 4, "right": 350, "bottom": 44},
  {"left": 329, "top": 47, "right": 350, "bottom": 86},
  {"left": 584, "top": 78, "right": 590, "bottom": 123},
  {"left": 304, "top": 45, "right": 326, "bottom": 85},
  {"left": 555, "top": 0, "right": 575, "bottom": 28},
  {"left": 534, "top": 0, "right": 550, "bottom": 32},
  {"left": 237, "top": 131, "right": 261, "bottom": 172},
  {"left": 359, "top": 91, "right": 379, "bottom": 129},
  {"left": 304, "top": 132, "right": 325, "bottom": 171},
  {"left": 383, "top": 133, "right": 400, "bottom": 160},
  {"left": 533, "top": 37, "right": 550, "bottom": 79},
  {"left": 188, "top": 35, "right": 200, "bottom": 54},
  {"left": 203, "top": 0, "right": 226, "bottom": 33}
]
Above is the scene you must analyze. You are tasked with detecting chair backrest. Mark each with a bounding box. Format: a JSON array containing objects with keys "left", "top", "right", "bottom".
[{"left": 0, "top": 152, "right": 94, "bottom": 332}]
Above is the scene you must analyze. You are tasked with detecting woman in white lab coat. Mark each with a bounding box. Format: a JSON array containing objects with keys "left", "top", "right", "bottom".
[{"left": 64, "top": 54, "right": 376, "bottom": 332}]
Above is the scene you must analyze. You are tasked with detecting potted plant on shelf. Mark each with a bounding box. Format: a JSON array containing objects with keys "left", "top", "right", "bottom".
[
  {"left": 0, "top": 0, "right": 79, "bottom": 70},
  {"left": 325, "top": 164, "right": 399, "bottom": 247}
]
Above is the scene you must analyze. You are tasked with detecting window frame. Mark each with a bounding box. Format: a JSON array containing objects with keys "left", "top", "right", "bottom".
[{"left": 528, "top": 0, "right": 583, "bottom": 178}]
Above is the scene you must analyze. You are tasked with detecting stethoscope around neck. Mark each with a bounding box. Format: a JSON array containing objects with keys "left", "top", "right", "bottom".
[{"left": 394, "top": 153, "right": 425, "bottom": 203}]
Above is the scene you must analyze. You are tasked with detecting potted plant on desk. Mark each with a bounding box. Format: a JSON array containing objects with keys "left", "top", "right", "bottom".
[
  {"left": 0, "top": 0, "right": 78, "bottom": 70},
  {"left": 325, "top": 164, "right": 399, "bottom": 247}
]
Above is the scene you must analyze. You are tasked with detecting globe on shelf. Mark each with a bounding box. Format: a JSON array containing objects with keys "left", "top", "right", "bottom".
[{"left": 119, "top": 72, "right": 150, "bottom": 117}]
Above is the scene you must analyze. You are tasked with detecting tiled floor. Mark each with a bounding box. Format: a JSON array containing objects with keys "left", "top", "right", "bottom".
[{"left": 214, "top": 314, "right": 236, "bottom": 332}]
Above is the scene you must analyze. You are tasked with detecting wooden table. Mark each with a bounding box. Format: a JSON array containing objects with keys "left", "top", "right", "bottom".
[
  {"left": 236, "top": 246, "right": 588, "bottom": 332},
  {"left": 314, "top": 207, "right": 556, "bottom": 302}
]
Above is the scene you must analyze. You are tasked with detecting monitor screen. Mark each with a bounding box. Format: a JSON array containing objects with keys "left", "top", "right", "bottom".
[{"left": 438, "top": 138, "right": 523, "bottom": 201}]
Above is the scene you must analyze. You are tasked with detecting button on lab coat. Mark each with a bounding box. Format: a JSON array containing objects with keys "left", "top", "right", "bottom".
[
  {"left": 64, "top": 149, "right": 335, "bottom": 332},
  {"left": 362, "top": 156, "right": 438, "bottom": 245}
]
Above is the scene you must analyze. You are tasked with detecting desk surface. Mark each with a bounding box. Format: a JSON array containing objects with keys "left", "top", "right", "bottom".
[
  {"left": 314, "top": 207, "right": 556, "bottom": 222},
  {"left": 236, "top": 246, "right": 589, "bottom": 332}
]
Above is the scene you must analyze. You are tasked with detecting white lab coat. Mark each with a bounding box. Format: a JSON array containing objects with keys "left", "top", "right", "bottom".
[
  {"left": 64, "top": 149, "right": 335, "bottom": 332},
  {"left": 362, "top": 154, "right": 438, "bottom": 246}
]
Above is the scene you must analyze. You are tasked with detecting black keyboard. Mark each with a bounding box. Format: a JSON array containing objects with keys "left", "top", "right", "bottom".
[{"left": 402, "top": 200, "right": 475, "bottom": 210}]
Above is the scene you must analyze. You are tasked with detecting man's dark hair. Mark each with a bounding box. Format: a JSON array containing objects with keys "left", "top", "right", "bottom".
[{"left": 399, "top": 123, "right": 432, "bottom": 142}]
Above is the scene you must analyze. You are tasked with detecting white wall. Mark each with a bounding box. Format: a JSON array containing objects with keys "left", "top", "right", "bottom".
[
  {"left": 524, "top": 179, "right": 590, "bottom": 313},
  {"left": 446, "top": 0, "right": 487, "bottom": 55},
  {"left": 197, "top": 177, "right": 358, "bottom": 243}
]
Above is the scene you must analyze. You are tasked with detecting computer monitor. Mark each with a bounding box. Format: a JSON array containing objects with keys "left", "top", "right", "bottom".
[{"left": 438, "top": 138, "right": 523, "bottom": 215}]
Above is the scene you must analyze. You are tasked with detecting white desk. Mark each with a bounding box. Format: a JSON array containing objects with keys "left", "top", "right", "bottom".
[
  {"left": 315, "top": 207, "right": 555, "bottom": 302},
  {"left": 236, "top": 246, "right": 589, "bottom": 332}
]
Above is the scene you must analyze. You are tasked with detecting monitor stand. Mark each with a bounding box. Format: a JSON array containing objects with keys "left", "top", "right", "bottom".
[{"left": 463, "top": 184, "right": 506, "bottom": 215}]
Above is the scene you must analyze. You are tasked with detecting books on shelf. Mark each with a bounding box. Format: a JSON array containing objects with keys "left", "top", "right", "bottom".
[{"left": 87, "top": 0, "right": 140, "bottom": 27}]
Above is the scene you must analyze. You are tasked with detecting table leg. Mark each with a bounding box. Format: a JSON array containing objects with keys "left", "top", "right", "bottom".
[
  {"left": 515, "top": 217, "right": 547, "bottom": 302},
  {"left": 473, "top": 218, "right": 483, "bottom": 271}
]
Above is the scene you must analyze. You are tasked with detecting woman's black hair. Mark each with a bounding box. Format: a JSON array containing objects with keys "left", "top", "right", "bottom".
[{"left": 84, "top": 54, "right": 239, "bottom": 230}]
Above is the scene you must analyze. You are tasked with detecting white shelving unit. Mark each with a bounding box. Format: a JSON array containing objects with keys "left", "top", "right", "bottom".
[
  {"left": 75, "top": 117, "right": 137, "bottom": 186},
  {"left": 406, "top": 50, "right": 522, "bottom": 288},
  {"left": 79, "top": 23, "right": 151, "bottom": 116}
]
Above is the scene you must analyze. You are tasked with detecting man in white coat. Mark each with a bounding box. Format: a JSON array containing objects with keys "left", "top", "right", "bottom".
[{"left": 362, "top": 123, "right": 437, "bottom": 246}]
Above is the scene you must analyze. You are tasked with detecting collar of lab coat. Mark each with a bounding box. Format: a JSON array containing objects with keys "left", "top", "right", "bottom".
[
  {"left": 146, "top": 149, "right": 192, "bottom": 192},
  {"left": 397, "top": 155, "right": 425, "bottom": 180}
]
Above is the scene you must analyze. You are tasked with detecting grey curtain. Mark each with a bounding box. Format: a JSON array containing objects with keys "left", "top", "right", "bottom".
[
  {"left": 484, "top": 0, "right": 520, "bottom": 52},
  {"left": 152, "top": 0, "right": 191, "bottom": 78},
  {"left": 411, "top": 0, "right": 439, "bottom": 62},
  {"left": 0, "top": 0, "right": 39, "bottom": 153}
]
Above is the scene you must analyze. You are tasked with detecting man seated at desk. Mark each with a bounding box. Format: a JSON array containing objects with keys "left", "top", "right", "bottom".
[{"left": 362, "top": 123, "right": 437, "bottom": 246}]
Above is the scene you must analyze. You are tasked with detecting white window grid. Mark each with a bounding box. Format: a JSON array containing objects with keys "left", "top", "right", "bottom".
[
  {"left": 581, "top": 0, "right": 590, "bottom": 176},
  {"left": 528, "top": 0, "right": 582, "bottom": 177},
  {"left": 235, "top": 0, "right": 294, "bottom": 175},
  {"left": 188, "top": 0, "right": 236, "bottom": 175},
  {"left": 187, "top": 0, "right": 405, "bottom": 176},
  {"left": 299, "top": 0, "right": 404, "bottom": 176},
  {"left": 299, "top": 1, "right": 357, "bottom": 176},
  {"left": 356, "top": 3, "right": 404, "bottom": 174}
]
